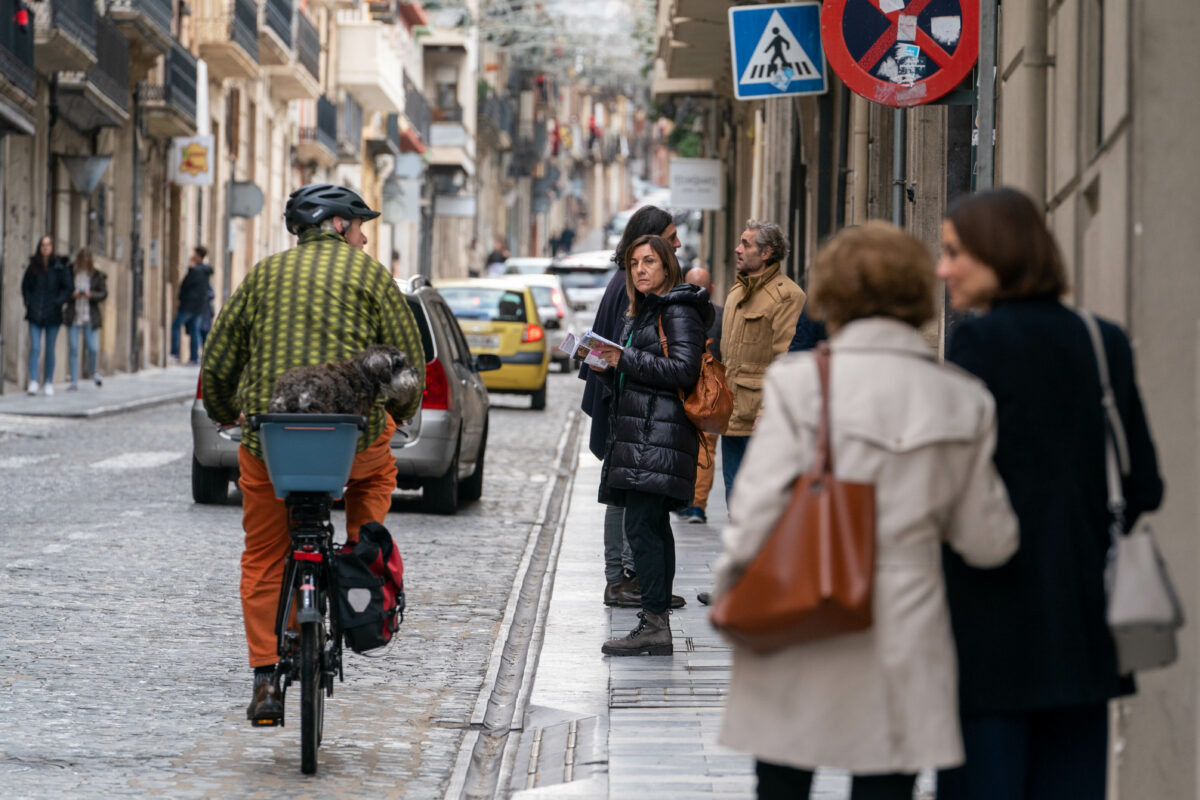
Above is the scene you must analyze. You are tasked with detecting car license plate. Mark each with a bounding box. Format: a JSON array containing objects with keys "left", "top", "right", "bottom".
[{"left": 467, "top": 334, "right": 500, "bottom": 350}]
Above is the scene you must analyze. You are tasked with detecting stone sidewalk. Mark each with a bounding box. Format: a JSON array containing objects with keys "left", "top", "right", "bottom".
[
  {"left": 511, "top": 449, "right": 887, "bottom": 799},
  {"left": 0, "top": 364, "right": 199, "bottom": 418}
]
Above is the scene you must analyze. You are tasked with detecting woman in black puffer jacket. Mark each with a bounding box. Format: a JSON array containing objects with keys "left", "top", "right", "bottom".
[{"left": 589, "top": 234, "right": 713, "bottom": 657}]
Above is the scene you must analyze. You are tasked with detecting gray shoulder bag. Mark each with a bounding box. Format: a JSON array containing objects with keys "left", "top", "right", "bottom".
[{"left": 1077, "top": 309, "right": 1182, "bottom": 674}]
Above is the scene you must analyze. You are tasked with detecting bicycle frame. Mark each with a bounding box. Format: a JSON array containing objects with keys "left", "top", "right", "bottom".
[{"left": 272, "top": 492, "right": 345, "bottom": 703}]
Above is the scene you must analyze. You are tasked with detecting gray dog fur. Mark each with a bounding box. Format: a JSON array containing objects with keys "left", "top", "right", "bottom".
[{"left": 268, "top": 344, "right": 421, "bottom": 417}]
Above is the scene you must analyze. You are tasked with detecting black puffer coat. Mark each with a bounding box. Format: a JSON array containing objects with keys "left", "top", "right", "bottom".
[
  {"left": 22, "top": 256, "right": 73, "bottom": 326},
  {"left": 600, "top": 283, "right": 713, "bottom": 507}
]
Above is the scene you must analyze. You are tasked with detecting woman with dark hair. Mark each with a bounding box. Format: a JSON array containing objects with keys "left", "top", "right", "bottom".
[
  {"left": 579, "top": 206, "right": 684, "bottom": 610},
  {"left": 936, "top": 188, "right": 1164, "bottom": 800},
  {"left": 21, "top": 235, "right": 73, "bottom": 396},
  {"left": 588, "top": 234, "right": 711, "bottom": 656},
  {"left": 63, "top": 247, "right": 108, "bottom": 390}
]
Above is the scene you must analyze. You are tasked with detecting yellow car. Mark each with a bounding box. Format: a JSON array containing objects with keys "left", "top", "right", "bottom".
[{"left": 437, "top": 279, "right": 550, "bottom": 409}]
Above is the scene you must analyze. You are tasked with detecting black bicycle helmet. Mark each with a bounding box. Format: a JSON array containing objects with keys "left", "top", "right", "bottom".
[{"left": 284, "top": 183, "right": 380, "bottom": 235}]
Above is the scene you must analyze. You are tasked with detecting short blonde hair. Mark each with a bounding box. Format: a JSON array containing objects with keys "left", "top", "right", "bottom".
[{"left": 808, "top": 221, "right": 935, "bottom": 330}]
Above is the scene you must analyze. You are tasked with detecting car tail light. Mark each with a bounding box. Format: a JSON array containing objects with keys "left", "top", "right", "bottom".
[
  {"left": 196, "top": 375, "right": 203, "bottom": 399},
  {"left": 423, "top": 358, "right": 450, "bottom": 410},
  {"left": 522, "top": 324, "right": 544, "bottom": 343}
]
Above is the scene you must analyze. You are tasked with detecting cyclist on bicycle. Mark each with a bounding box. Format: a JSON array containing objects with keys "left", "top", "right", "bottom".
[{"left": 201, "top": 184, "right": 425, "bottom": 723}]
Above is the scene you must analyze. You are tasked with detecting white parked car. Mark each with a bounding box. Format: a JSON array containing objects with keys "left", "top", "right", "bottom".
[{"left": 548, "top": 250, "right": 617, "bottom": 333}]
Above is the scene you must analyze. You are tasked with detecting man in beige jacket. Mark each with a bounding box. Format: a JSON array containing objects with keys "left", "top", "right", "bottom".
[{"left": 719, "top": 220, "right": 805, "bottom": 503}]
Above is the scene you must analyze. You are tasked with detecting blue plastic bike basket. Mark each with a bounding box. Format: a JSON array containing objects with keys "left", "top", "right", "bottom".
[{"left": 256, "top": 415, "right": 365, "bottom": 498}]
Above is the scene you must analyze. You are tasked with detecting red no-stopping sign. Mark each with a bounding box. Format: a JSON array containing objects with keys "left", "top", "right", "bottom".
[{"left": 821, "top": 0, "right": 979, "bottom": 107}]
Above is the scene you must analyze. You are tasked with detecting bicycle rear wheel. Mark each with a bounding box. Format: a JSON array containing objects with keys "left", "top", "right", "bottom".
[{"left": 300, "top": 620, "right": 325, "bottom": 775}]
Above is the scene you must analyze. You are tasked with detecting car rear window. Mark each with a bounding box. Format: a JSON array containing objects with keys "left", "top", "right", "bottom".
[
  {"left": 549, "top": 268, "right": 615, "bottom": 290},
  {"left": 440, "top": 287, "right": 529, "bottom": 323},
  {"left": 530, "top": 286, "right": 557, "bottom": 308},
  {"left": 406, "top": 296, "right": 435, "bottom": 361}
]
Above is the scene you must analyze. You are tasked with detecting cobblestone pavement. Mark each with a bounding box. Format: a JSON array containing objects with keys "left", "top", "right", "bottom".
[{"left": 0, "top": 369, "right": 584, "bottom": 799}]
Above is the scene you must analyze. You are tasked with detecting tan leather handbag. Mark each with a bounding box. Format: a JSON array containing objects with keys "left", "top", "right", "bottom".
[
  {"left": 657, "top": 316, "right": 733, "bottom": 436},
  {"left": 710, "top": 344, "right": 876, "bottom": 654}
]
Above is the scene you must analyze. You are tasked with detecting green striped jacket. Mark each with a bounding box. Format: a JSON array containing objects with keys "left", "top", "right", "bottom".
[{"left": 201, "top": 229, "right": 426, "bottom": 459}]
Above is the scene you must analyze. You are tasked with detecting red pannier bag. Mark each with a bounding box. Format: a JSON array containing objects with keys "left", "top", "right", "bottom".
[{"left": 333, "top": 521, "right": 405, "bottom": 653}]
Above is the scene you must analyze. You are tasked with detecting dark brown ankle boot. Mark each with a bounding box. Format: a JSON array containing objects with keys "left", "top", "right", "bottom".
[{"left": 601, "top": 610, "right": 673, "bottom": 656}]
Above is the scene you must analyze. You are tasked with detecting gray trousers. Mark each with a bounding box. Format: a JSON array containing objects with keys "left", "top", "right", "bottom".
[{"left": 603, "top": 503, "right": 635, "bottom": 583}]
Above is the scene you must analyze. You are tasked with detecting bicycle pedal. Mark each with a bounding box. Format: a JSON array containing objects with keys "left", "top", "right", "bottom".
[{"left": 250, "top": 716, "right": 283, "bottom": 728}]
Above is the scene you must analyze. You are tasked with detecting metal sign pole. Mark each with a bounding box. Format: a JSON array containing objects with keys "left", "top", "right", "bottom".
[
  {"left": 976, "top": 0, "right": 997, "bottom": 190},
  {"left": 892, "top": 107, "right": 906, "bottom": 226}
]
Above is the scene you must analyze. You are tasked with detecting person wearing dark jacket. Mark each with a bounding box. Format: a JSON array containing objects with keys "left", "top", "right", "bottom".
[
  {"left": 172, "top": 246, "right": 214, "bottom": 364},
  {"left": 62, "top": 247, "right": 108, "bottom": 389},
  {"left": 588, "top": 234, "right": 711, "bottom": 657},
  {"left": 935, "top": 188, "right": 1164, "bottom": 800},
  {"left": 580, "top": 206, "right": 685, "bottom": 610},
  {"left": 21, "top": 235, "right": 73, "bottom": 396}
]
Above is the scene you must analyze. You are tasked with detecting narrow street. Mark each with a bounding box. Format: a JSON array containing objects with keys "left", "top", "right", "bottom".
[{"left": 0, "top": 368, "right": 583, "bottom": 799}]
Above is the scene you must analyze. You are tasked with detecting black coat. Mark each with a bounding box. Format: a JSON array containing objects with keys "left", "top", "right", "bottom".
[
  {"left": 579, "top": 265, "right": 630, "bottom": 459},
  {"left": 62, "top": 269, "right": 109, "bottom": 329},
  {"left": 599, "top": 283, "right": 712, "bottom": 506},
  {"left": 178, "top": 263, "right": 214, "bottom": 314},
  {"left": 22, "top": 256, "right": 73, "bottom": 326},
  {"left": 944, "top": 295, "right": 1163, "bottom": 715}
]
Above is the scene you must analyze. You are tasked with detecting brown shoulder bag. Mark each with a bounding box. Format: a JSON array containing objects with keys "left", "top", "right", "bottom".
[
  {"left": 657, "top": 316, "right": 733, "bottom": 436},
  {"left": 709, "top": 344, "right": 876, "bottom": 654}
]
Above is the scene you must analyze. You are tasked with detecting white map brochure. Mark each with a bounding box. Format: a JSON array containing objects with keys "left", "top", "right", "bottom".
[{"left": 558, "top": 330, "right": 624, "bottom": 369}]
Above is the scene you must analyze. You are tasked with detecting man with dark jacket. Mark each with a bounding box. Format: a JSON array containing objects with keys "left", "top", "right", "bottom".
[{"left": 171, "top": 246, "right": 213, "bottom": 365}]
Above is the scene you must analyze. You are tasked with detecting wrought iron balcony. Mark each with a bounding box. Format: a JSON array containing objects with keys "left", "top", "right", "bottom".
[
  {"left": 109, "top": 0, "right": 174, "bottom": 59},
  {"left": 32, "top": 0, "right": 96, "bottom": 74},
  {"left": 194, "top": 0, "right": 258, "bottom": 80},
  {"left": 296, "top": 11, "right": 318, "bottom": 81},
  {"left": 478, "top": 92, "right": 514, "bottom": 151},
  {"left": 297, "top": 94, "right": 338, "bottom": 168},
  {"left": 56, "top": 15, "right": 129, "bottom": 130},
  {"left": 338, "top": 93, "right": 363, "bottom": 161},
  {"left": 0, "top": 0, "right": 36, "bottom": 126},
  {"left": 403, "top": 71, "right": 431, "bottom": 146},
  {"left": 259, "top": 0, "right": 293, "bottom": 66},
  {"left": 142, "top": 39, "right": 197, "bottom": 138}
]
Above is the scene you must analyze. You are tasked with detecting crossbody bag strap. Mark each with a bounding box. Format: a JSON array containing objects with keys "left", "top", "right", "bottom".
[
  {"left": 811, "top": 342, "right": 833, "bottom": 477},
  {"left": 1075, "top": 308, "right": 1129, "bottom": 535}
]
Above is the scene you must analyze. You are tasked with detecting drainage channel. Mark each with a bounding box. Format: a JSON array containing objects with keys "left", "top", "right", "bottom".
[{"left": 445, "top": 409, "right": 582, "bottom": 800}]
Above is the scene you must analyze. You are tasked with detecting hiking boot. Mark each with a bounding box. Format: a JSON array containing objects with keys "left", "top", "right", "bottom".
[
  {"left": 604, "top": 580, "right": 622, "bottom": 606},
  {"left": 614, "top": 574, "right": 686, "bottom": 609},
  {"left": 246, "top": 671, "right": 283, "bottom": 723},
  {"left": 601, "top": 610, "right": 673, "bottom": 656}
]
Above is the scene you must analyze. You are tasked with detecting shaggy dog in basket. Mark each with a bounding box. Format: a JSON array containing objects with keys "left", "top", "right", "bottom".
[{"left": 269, "top": 344, "right": 421, "bottom": 417}]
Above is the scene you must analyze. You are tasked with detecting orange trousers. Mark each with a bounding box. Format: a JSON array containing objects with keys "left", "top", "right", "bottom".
[
  {"left": 238, "top": 415, "right": 397, "bottom": 667},
  {"left": 691, "top": 431, "right": 720, "bottom": 510}
]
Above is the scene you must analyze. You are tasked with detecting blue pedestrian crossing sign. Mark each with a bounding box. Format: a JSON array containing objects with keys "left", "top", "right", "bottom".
[{"left": 729, "top": 2, "right": 827, "bottom": 100}]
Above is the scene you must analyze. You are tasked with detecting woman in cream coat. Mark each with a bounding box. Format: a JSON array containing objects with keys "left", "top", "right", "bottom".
[{"left": 714, "top": 222, "right": 1019, "bottom": 800}]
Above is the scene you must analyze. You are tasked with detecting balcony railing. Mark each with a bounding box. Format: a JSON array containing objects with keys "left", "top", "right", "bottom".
[
  {"left": 404, "top": 72, "right": 431, "bottom": 144},
  {"left": 89, "top": 16, "right": 130, "bottom": 115},
  {"left": 479, "top": 91, "right": 515, "bottom": 144},
  {"left": 264, "top": 0, "right": 292, "bottom": 47},
  {"left": 338, "top": 93, "right": 363, "bottom": 158},
  {"left": 232, "top": 0, "right": 259, "bottom": 61},
  {"left": 108, "top": 0, "right": 173, "bottom": 51},
  {"left": 303, "top": 95, "right": 337, "bottom": 153},
  {"left": 0, "top": 0, "right": 36, "bottom": 98},
  {"left": 143, "top": 40, "right": 197, "bottom": 125},
  {"left": 386, "top": 113, "right": 402, "bottom": 151},
  {"left": 296, "top": 11, "right": 318, "bottom": 80},
  {"left": 42, "top": 0, "right": 96, "bottom": 53}
]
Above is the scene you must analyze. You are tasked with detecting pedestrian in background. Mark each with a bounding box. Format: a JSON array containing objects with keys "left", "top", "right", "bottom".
[
  {"left": 485, "top": 236, "right": 508, "bottom": 277},
  {"left": 21, "top": 235, "right": 73, "bottom": 396},
  {"left": 589, "top": 234, "right": 711, "bottom": 656},
  {"left": 788, "top": 304, "right": 827, "bottom": 352},
  {"left": 580, "top": 205, "right": 685, "bottom": 610},
  {"left": 936, "top": 188, "right": 1163, "bottom": 800},
  {"left": 62, "top": 247, "right": 108, "bottom": 390},
  {"left": 720, "top": 221, "right": 805, "bottom": 502},
  {"left": 171, "top": 246, "right": 213, "bottom": 365},
  {"left": 715, "top": 222, "right": 1018, "bottom": 800},
  {"left": 677, "top": 266, "right": 722, "bottom": 526}
]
